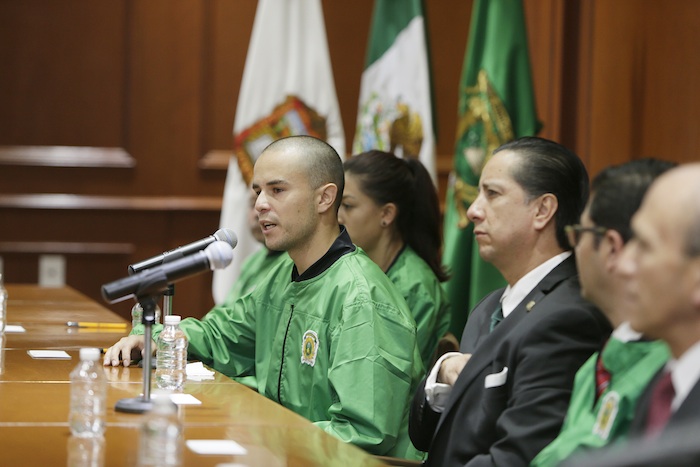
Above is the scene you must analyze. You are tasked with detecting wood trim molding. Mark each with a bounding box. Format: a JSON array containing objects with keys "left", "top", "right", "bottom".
[
  {"left": 199, "top": 150, "right": 232, "bottom": 170},
  {"left": 0, "top": 241, "right": 134, "bottom": 255},
  {"left": 0, "top": 194, "right": 222, "bottom": 211},
  {"left": 0, "top": 146, "right": 136, "bottom": 168}
]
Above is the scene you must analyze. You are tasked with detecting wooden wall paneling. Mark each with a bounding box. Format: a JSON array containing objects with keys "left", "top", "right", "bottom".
[
  {"left": 423, "top": 0, "right": 472, "bottom": 202},
  {"left": 127, "top": 0, "right": 209, "bottom": 197},
  {"left": 0, "top": 0, "right": 133, "bottom": 196},
  {"left": 322, "top": 1, "right": 374, "bottom": 157},
  {"left": 586, "top": 0, "right": 642, "bottom": 175},
  {"left": 580, "top": 0, "right": 700, "bottom": 177},
  {"left": 0, "top": 1, "right": 126, "bottom": 147},
  {"left": 559, "top": 0, "right": 595, "bottom": 168},
  {"left": 524, "top": 0, "right": 566, "bottom": 143},
  {"left": 638, "top": 0, "right": 700, "bottom": 165},
  {"left": 199, "top": 1, "right": 257, "bottom": 170}
]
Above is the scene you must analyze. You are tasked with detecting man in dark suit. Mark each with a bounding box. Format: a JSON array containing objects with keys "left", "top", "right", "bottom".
[
  {"left": 618, "top": 163, "right": 700, "bottom": 439},
  {"left": 409, "top": 137, "right": 611, "bottom": 466}
]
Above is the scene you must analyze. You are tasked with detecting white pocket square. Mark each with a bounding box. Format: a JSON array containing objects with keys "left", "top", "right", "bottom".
[{"left": 484, "top": 366, "right": 508, "bottom": 388}]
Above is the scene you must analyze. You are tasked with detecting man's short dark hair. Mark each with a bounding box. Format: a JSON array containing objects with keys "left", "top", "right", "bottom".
[
  {"left": 495, "top": 136, "right": 589, "bottom": 250},
  {"left": 589, "top": 158, "right": 676, "bottom": 244},
  {"left": 264, "top": 136, "right": 345, "bottom": 212}
]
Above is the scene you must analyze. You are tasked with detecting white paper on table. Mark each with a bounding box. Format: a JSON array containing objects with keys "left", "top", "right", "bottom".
[
  {"left": 186, "top": 439, "right": 247, "bottom": 456},
  {"left": 169, "top": 393, "right": 202, "bottom": 405},
  {"left": 151, "top": 392, "right": 202, "bottom": 405},
  {"left": 4, "top": 325, "right": 26, "bottom": 333},
  {"left": 27, "top": 350, "right": 71, "bottom": 359},
  {"left": 186, "top": 361, "right": 215, "bottom": 381}
]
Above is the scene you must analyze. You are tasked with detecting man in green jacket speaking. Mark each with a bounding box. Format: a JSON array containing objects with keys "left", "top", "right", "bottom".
[{"left": 104, "top": 135, "right": 424, "bottom": 459}]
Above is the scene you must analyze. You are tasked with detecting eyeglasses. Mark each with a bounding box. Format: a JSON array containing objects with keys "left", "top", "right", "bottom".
[{"left": 564, "top": 224, "right": 608, "bottom": 248}]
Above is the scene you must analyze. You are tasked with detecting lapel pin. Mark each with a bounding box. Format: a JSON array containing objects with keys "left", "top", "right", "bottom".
[{"left": 526, "top": 300, "right": 536, "bottom": 312}]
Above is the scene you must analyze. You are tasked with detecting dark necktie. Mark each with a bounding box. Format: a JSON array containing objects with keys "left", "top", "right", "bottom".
[
  {"left": 594, "top": 354, "right": 611, "bottom": 401},
  {"left": 489, "top": 304, "right": 503, "bottom": 332},
  {"left": 594, "top": 339, "right": 611, "bottom": 401},
  {"left": 644, "top": 371, "right": 675, "bottom": 438}
]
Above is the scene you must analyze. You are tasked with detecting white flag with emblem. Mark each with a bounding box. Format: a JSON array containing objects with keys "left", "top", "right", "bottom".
[{"left": 213, "top": 0, "right": 345, "bottom": 303}]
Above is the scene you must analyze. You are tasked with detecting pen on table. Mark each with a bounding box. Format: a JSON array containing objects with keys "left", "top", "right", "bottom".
[{"left": 66, "top": 321, "right": 128, "bottom": 329}]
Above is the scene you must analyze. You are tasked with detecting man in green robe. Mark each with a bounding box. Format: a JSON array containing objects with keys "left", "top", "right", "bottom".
[{"left": 104, "top": 136, "right": 424, "bottom": 459}]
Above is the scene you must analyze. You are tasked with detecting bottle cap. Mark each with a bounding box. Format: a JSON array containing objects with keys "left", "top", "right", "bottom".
[
  {"left": 79, "top": 347, "right": 101, "bottom": 361},
  {"left": 164, "top": 315, "right": 181, "bottom": 325}
]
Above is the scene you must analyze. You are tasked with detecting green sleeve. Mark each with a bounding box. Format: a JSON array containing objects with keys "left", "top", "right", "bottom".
[
  {"left": 313, "top": 297, "right": 423, "bottom": 459},
  {"left": 132, "top": 296, "right": 257, "bottom": 379},
  {"left": 181, "top": 294, "right": 257, "bottom": 378},
  {"left": 409, "top": 286, "right": 451, "bottom": 369}
]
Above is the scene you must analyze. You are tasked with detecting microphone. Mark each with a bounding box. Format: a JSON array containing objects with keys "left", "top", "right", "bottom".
[
  {"left": 128, "top": 228, "right": 237, "bottom": 274},
  {"left": 102, "top": 241, "right": 234, "bottom": 303}
]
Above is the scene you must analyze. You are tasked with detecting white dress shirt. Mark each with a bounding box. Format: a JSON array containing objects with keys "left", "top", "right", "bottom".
[{"left": 669, "top": 340, "right": 700, "bottom": 411}]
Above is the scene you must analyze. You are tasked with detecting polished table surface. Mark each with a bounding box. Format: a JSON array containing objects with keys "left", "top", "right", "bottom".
[{"left": 0, "top": 284, "right": 385, "bottom": 466}]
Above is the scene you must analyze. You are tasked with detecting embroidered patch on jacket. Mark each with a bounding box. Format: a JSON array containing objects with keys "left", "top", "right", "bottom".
[
  {"left": 593, "top": 390, "right": 620, "bottom": 440},
  {"left": 301, "top": 330, "right": 319, "bottom": 367}
]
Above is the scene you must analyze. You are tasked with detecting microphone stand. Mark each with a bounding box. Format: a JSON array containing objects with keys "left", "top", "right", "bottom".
[
  {"left": 114, "top": 294, "right": 159, "bottom": 414},
  {"left": 162, "top": 284, "right": 174, "bottom": 318}
]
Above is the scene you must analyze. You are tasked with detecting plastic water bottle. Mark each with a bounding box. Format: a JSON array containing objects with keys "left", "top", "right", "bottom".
[
  {"left": 67, "top": 435, "right": 105, "bottom": 467},
  {"left": 155, "top": 315, "right": 188, "bottom": 391},
  {"left": 69, "top": 348, "right": 107, "bottom": 437},
  {"left": 0, "top": 273, "right": 7, "bottom": 333},
  {"left": 138, "top": 396, "right": 182, "bottom": 466},
  {"left": 131, "top": 302, "right": 161, "bottom": 329}
]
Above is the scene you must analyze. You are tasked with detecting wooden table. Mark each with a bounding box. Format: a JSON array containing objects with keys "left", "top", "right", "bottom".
[{"left": 0, "top": 284, "right": 385, "bottom": 466}]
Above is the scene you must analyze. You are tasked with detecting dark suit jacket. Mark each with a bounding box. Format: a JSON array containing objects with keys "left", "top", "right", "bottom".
[
  {"left": 629, "top": 366, "right": 700, "bottom": 437},
  {"left": 409, "top": 256, "right": 611, "bottom": 467}
]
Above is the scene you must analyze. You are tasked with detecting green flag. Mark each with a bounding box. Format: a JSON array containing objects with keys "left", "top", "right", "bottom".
[{"left": 443, "top": 0, "right": 540, "bottom": 337}]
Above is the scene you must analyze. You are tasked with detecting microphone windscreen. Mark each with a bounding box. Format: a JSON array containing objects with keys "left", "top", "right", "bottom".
[
  {"left": 214, "top": 228, "right": 238, "bottom": 249},
  {"left": 205, "top": 241, "right": 234, "bottom": 270}
]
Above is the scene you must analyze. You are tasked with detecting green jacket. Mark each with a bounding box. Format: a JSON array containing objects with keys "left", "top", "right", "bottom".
[
  {"left": 386, "top": 246, "right": 451, "bottom": 369},
  {"left": 222, "top": 248, "right": 287, "bottom": 306},
  {"left": 139, "top": 230, "right": 424, "bottom": 458},
  {"left": 531, "top": 335, "right": 670, "bottom": 467}
]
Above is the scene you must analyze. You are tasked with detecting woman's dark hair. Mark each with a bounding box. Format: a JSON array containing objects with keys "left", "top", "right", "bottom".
[{"left": 344, "top": 150, "right": 448, "bottom": 281}]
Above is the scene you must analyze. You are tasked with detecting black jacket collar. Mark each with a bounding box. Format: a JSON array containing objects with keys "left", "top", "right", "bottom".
[{"left": 291, "top": 226, "right": 355, "bottom": 282}]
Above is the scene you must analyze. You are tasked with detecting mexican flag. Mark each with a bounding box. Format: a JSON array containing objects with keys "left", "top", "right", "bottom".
[
  {"left": 353, "top": 0, "right": 436, "bottom": 181},
  {"left": 213, "top": 0, "right": 345, "bottom": 304},
  {"left": 443, "top": 0, "right": 541, "bottom": 336}
]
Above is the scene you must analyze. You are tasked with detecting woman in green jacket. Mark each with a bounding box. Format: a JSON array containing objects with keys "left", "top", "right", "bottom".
[{"left": 339, "top": 150, "right": 452, "bottom": 369}]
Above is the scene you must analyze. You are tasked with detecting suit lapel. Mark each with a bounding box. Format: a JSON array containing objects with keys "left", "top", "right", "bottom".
[
  {"left": 460, "top": 292, "right": 503, "bottom": 353},
  {"left": 669, "top": 380, "right": 700, "bottom": 427},
  {"left": 433, "top": 257, "right": 578, "bottom": 438}
]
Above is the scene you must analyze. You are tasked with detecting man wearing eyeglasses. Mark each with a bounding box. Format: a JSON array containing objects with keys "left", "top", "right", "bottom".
[
  {"left": 531, "top": 159, "right": 674, "bottom": 467},
  {"left": 409, "top": 137, "right": 611, "bottom": 466},
  {"left": 557, "top": 163, "right": 700, "bottom": 467}
]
